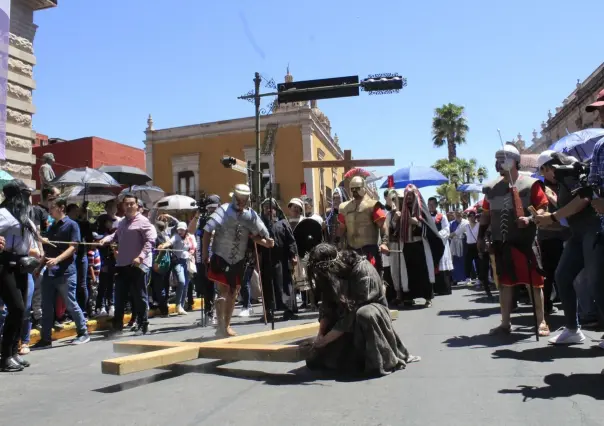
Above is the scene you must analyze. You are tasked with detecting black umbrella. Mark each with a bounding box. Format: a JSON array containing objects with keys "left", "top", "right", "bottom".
[
  {"left": 52, "top": 167, "right": 120, "bottom": 188},
  {"left": 98, "top": 165, "right": 151, "bottom": 186}
]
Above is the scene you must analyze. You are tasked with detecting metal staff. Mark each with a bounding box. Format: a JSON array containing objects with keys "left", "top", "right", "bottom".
[{"left": 497, "top": 129, "right": 540, "bottom": 341}]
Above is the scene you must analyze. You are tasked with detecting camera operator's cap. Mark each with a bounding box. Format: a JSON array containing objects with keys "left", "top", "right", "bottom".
[
  {"left": 207, "top": 194, "right": 220, "bottom": 209},
  {"left": 176, "top": 221, "right": 187, "bottom": 231},
  {"left": 586, "top": 89, "right": 604, "bottom": 112},
  {"left": 536, "top": 150, "right": 556, "bottom": 170}
]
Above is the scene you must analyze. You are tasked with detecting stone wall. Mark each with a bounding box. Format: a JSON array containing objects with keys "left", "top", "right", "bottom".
[{"left": 1, "top": 0, "right": 53, "bottom": 188}]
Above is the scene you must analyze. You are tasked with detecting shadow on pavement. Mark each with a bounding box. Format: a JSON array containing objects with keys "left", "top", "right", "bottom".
[
  {"left": 443, "top": 332, "right": 530, "bottom": 348},
  {"left": 438, "top": 307, "right": 501, "bottom": 320},
  {"left": 491, "top": 345, "right": 604, "bottom": 363},
  {"left": 498, "top": 373, "right": 604, "bottom": 401},
  {"left": 467, "top": 295, "right": 499, "bottom": 304},
  {"left": 91, "top": 360, "right": 230, "bottom": 394}
]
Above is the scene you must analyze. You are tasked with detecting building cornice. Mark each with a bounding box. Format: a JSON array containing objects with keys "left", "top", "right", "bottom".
[
  {"left": 147, "top": 107, "right": 343, "bottom": 160},
  {"left": 545, "top": 63, "right": 604, "bottom": 131},
  {"left": 147, "top": 109, "right": 313, "bottom": 144}
]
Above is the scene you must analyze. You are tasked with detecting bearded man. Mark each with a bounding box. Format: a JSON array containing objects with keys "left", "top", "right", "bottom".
[
  {"left": 305, "top": 243, "right": 420, "bottom": 377},
  {"left": 478, "top": 144, "right": 549, "bottom": 336},
  {"left": 336, "top": 176, "right": 389, "bottom": 272},
  {"left": 390, "top": 185, "right": 444, "bottom": 307},
  {"left": 202, "top": 184, "right": 274, "bottom": 337}
]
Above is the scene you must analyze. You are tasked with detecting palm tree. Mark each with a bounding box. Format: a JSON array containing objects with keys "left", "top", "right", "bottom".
[{"left": 432, "top": 103, "right": 469, "bottom": 162}]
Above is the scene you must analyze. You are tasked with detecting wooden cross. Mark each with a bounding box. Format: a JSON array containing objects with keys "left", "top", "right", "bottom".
[
  {"left": 301, "top": 149, "right": 395, "bottom": 173},
  {"left": 102, "top": 311, "right": 399, "bottom": 376}
]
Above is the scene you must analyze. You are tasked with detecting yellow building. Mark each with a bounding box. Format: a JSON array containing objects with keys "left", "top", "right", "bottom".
[{"left": 144, "top": 71, "right": 345, "bottom": 213}]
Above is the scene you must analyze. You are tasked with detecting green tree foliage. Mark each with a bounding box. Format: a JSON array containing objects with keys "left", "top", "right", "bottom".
[
  {"left": 432, "top": 158, "right": 488, "bottom": 210},
  {"left": 432, "top": 103, "right": 469, "bottom": 162}
]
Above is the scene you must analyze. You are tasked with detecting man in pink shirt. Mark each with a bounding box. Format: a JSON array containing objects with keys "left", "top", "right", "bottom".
[{"left": 100, "top": 193, "right": 157, "bottom": 335}]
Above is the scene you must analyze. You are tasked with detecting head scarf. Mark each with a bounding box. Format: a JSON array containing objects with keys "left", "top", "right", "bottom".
[
  {"left": 262, "top": 197, "right": 286, "bottom": 221},
  {"left": 401, "top": 184, "right": 423, "bottom": 243}
]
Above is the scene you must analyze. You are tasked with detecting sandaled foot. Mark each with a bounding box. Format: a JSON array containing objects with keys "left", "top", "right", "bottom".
[
  {"left": 407, "top": 355, "right": 421, "bottom": 363},
  {"left": 225, "top": 327, "right": 237, "bottom": 337},
  {"left": 489, "top": 324, "right": 512, "bottom": 335},
  {"left": 538, "top": 323, "right": 550, "bottom": 337}
]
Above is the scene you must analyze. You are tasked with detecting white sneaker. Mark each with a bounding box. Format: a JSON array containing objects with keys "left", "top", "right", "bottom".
[
  {"left": 239, "top": 308, "right": 251, "bottom": 318},
  {"left": 107, "top": 306, "right": 115, "bottom": 318},
  {"left": 177, "top": 306, "right": 187, "bottom": 316},
  {"left": 548, "top": 327, "right": 585, "bottom": 345}
]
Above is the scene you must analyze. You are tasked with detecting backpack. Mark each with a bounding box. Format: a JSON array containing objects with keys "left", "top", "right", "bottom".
[{"left": 154, "top": 251, "right": 171, "bottom": 275}]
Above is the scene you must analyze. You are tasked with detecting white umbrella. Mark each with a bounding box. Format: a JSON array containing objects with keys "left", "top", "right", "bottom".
[{"left": 153, "top": 194, "right": 197, "bottom": 211}]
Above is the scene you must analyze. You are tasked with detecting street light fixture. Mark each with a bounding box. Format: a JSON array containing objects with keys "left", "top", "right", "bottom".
[
  {"left": 477, "top": 168, "right": 485, "bottom": 183},
  {"left": 463, "top": 165, "right": 471, "bottom": 183},
  {"left": 450, "top": 173, "right": 459, "bottom": 187}
]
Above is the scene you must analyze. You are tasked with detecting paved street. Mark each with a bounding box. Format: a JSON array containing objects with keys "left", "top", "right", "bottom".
[{"left": 2, "top": 287, "right": 604, "bottom": 426}]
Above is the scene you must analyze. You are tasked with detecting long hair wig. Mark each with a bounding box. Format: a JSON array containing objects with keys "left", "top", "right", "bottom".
[
  {"left": 1, "top": 181, "right": 35, "bottom": 237},
  {"left": 307, "top": 243, "right": 363, "bottom": 311}
]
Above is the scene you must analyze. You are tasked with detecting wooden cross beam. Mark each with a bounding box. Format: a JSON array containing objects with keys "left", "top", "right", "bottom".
[
  {"left": 101, "top": 310, "right": 399, "bottom": 376},
  {"left": 301, "top": 149, "right": 395, "bottom": 173}
]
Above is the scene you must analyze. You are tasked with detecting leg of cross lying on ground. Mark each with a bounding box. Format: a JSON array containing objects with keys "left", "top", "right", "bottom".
[{"left": 101, "top": 310, "right": 399, "bottom": 376}]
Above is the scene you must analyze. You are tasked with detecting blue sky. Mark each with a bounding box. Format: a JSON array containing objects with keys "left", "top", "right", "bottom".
[{"left": 32, "top": 0, "right": 602, "bottom": 198}]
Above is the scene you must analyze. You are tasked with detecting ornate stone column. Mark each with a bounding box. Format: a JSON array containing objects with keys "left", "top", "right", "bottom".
[{"left": 3, "top": 0, "right": 57, "bottom": 188}]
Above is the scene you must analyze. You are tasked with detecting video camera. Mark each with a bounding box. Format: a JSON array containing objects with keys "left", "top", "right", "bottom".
[
  {"left": 196, "top": 191, "right": 211, "bottom": 216},
  {"left": 551, "top": 161, "right": 600, "bottom": 198}
]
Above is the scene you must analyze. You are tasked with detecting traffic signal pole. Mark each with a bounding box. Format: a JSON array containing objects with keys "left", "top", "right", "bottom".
[
  {"left": 238, "top": 72, "right": 406, "bottom": 208},
  {"left": 254, "top": 72, "right": 262, "bottom": 212}
]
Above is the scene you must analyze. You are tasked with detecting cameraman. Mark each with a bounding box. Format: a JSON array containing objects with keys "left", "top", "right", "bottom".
[
  {"left": 188, "top": 195, "right": 221, "bottom": 325},
  {"left": 535, "top": 151, "right": 604, "bottom": 347}
]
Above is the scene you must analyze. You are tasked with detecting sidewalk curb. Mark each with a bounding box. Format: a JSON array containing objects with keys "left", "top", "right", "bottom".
[{"left": 27, "top": 298, "right": 204, "bottom": 345}]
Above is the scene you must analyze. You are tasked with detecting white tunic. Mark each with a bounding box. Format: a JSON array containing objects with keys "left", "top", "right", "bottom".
[{"left": 435, "top": 213, "right": 454, "bottom": 272}]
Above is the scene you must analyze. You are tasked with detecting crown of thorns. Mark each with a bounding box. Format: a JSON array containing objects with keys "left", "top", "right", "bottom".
[{"left": 307, "top": 252, "right": 340, "bottom": 271}]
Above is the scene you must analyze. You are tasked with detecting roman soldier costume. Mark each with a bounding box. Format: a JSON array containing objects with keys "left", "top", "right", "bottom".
[
  {"left": 204, "top": 184, "right": 270, "bottom": 336},
  {"left": 481, "top": 146, "right": 545, "bottom": 288},
  {"left": 338, "top": 176, "right": 387, "bottom": 272},
  {"left": 481, "top": 143, "right": 549, "bottom": 337}
]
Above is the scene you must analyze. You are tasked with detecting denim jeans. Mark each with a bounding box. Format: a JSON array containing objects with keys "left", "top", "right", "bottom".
[
  {"left": 20, "top": 274, "right": 34, "bottom": 344},
  {"left": 113, "top": 265, "right": 149, "bottom": 330},
  {"left": 96, "top": 270, "right": 115, "bottom": 311},
  {"left": 173, "top": 258, "right": 189, "bottom": 308},
  {"left": 239, "top": 265, "right": 253, "bottom": 310},
  {"left": 555, "top": 229, "right": 604, "bottom": 329},
  {"left": 151, "top": 270, "right": 170, "bottom": 313},
  {"left": 41, "top": 272, "right": 88, "bottom": 341},
  {"left": 574, "top": 269, "right": 598, "bottom": 320},
  {"left": 31, "top": 266, "right": 46, "bottom": 321},
  {"left": 76, "top": 255, "right": 89, "bottom": 314}
]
